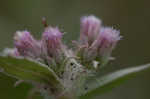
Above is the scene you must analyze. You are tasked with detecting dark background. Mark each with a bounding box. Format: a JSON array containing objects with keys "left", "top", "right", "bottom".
[{"left": 0, "top": 0, "right": 150, "bottom": 99}]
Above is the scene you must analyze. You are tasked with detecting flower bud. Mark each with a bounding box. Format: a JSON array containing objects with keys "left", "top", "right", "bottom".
[
  {"left": 98, "top": 27, "right": 121, "bottom": 56},
  {"left": 91, "top": 27, "right": 121, "bottom": 66},
  {"left": 80, "top": 15, "right": 101, "bottom": 45},
  {"left": 14, "top": 31, "right": 41, "bottom": 58},
  {"left": 41, "top": 26, "right": 62, "bottom": 59}
]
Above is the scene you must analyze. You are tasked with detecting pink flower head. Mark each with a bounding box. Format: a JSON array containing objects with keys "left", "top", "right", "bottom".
[
  {"left": 42, "top": 26, "right": 62, "bottom": 58},
  {"left": 14, "top": 31, "right": 41, "bottom": 58},
  {"left": 80, "top": 15, "right": 101, "bottom": 45},
  {"left": 94, "top": 27, "right": 121, "bottom": 56}
]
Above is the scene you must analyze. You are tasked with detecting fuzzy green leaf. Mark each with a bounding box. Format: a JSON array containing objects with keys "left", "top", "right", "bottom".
[
  {"left": 0, "top": 56, "right": 61, "bottom": 88},
  {"left": 79, "top": 63, "right": 150, "bottom": 99}
]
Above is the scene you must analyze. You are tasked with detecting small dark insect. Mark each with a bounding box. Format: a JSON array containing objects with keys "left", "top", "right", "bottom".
[
  {"left": 70, "top": 62, "right": 74, "bottom": 66},
  {"left": 44, "top": 87, "right": 48, "bottom": 90},
  {"left": 84, "top": 87, "right": 88, "bottom": 90},
  {"left": 71, "top": 78, "right": 74, "bottom": 80}
]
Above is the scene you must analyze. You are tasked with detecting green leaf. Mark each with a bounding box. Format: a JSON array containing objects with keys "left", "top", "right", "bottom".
[
  {"left": 0, "top": 56, "right": 62, "bottom": 88},
  {"left": 79, "top": 63, "right": 150, "bottom": 99}
]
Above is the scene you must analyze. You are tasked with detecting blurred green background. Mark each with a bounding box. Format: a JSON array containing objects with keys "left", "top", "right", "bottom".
[{"left": 0, "top": 0, "right": 150, "bottom": 99}]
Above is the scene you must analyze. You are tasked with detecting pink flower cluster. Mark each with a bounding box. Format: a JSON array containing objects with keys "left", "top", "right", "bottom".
[
  {"left": 79, "top": 15, "right": 121, "bottom": 65},
  {"left": 7, "top": 15, "right": 121, "bottom": 68},
  {"left": 13, "top": 26, "right": 63, "bottom": 64}
]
